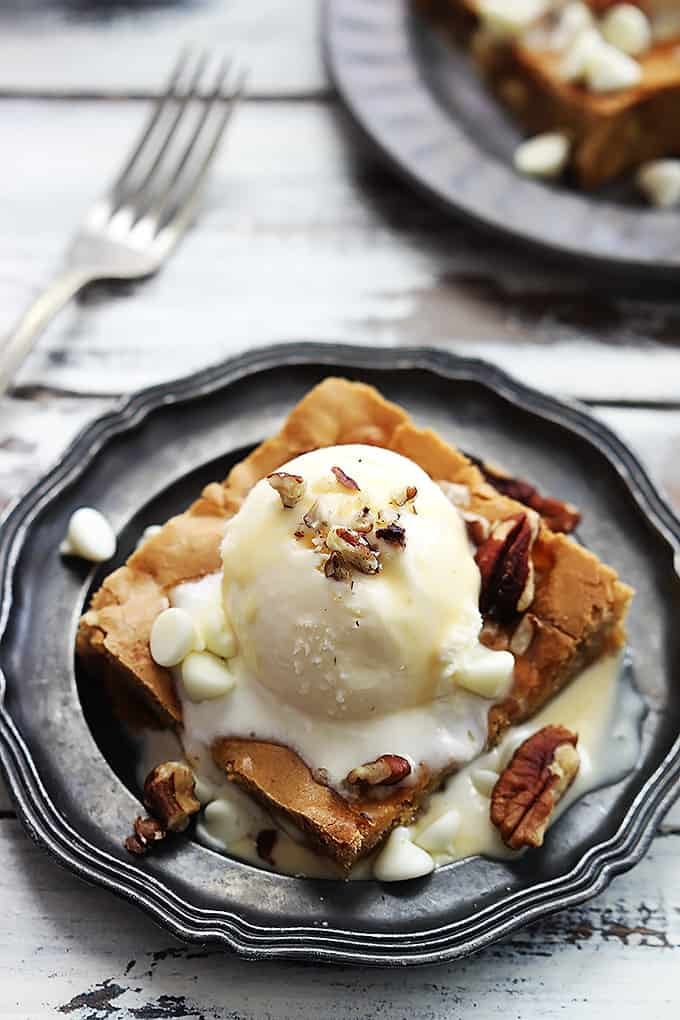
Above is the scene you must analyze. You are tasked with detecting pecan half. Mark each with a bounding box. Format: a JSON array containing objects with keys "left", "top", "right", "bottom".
[
  {"left": 375, "top": 522, "right": 406, "bottom": 548},
  {"left": 326, "top": 527, "right": 380, "bottom": 574},
  {"left": 490, "top": 725, "right": 580, "bottom": 849},
  {"left": 143, "top": 761, "right": 200, "bottom": 833},
  {"left": 331, "top": 465, "right": 360, "bottom": 491},
  {"left": 346, "top": 754, "right": 412, "bottom": 788},
  {"left": 475, "top": 512, "right": 538, "bottom": 622},
  {"left": 467, "top": 455, "right": 580, "bottom": 534},
  {"left": 267, "top": 471, "right": 306, "bottom": 508}
]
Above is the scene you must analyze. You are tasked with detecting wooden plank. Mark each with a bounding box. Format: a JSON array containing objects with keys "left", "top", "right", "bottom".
[
  {"left": 0, "top": 393, "right": 110, "bottom": 514},
  {"left": 0, "top": 0, "right": 324, "bottom": 98},
  {"left": 2, "top": 99, "right": 680, "bottom": 402},
  {"left": 0, "top": 818, "right": 677, "bottom": 1018}
]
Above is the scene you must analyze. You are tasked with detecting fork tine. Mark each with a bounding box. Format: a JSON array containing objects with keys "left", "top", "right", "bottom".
[
  {"left": 136, "top": 56, "right": 234, "bottom": 224},
  {"left": 123, "top": 50, "right": 211, "bottom": 216},
  {"left": 109, "top": 47, "right": 191, "bottom": 205},
  {"left": 155, "top": 68, "right": 247, "bottom": 235}
]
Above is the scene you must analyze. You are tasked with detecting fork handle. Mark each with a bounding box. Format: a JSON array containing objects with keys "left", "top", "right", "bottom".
[{"left": 0, "top": 268, "right": 94, "bottom": 394}]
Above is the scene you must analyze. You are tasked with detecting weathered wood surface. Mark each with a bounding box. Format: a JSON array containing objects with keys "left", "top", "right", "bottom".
[
  {"left": 2, "top": 99, "right": 680, "bottom": 401},
  {"left": 0, "top": 819, "right": 678, "bottom": 1019},
  {"left": 1, "top": 0, "right": 680, "bottom": 1014},
  {"left": 0, "top": 0, "right": 324, "bottom": 98}
]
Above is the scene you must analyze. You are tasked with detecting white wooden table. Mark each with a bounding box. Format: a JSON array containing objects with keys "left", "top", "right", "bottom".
[{"left": 1, "top": 3, "right": 679, "bottom": 1016}]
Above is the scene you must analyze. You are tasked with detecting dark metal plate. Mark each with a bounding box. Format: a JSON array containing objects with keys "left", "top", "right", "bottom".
[
  {"left": 0, "top": 343, "right": 679, "bottom": 966},
  {"left": 325, "top": 0, "right": 680, "bottom": 275}
]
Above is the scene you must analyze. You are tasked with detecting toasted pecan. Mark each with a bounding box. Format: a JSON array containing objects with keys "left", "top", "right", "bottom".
[
  {"left": 491, "top": 725, "right": 579, "bottom": 849},
  {"left": 475, "top": 512, "right": 538, "bottom": 622}
]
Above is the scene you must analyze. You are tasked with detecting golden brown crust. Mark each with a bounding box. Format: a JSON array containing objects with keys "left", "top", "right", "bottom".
[
  {"left": 417, "top": 0, "right": 680, "bottom": 187},
  {"left": 212, "top": 739, "right": 438, "bottom": 871},
  {"left": 77, "top": 376, "right": 632, "bottom": 869}
]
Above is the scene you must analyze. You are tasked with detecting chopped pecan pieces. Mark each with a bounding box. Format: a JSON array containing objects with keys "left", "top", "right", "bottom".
[
  {"left": 331, "top": 465, "right": 360, "bottom": 491},
  {"left": 126, "top": 764, "right": 199, "bottom": 856},
  {"left": 375, "top": 522, "right": 406, "bottom": 548},
  {"left": 467, "top": 455, "right": 580, "bottom": 534},
  {"left": 267, "top": 471, "right": 306, "bottom": 508},
  {"left": 143, "top": 761, "right": 200, "bottom": 833},
  {"left": 124, "top": 815, "right": 167, "bottom": 856},
  {"left": 346, "top": 754, "right": 412, "bottom": 788},
  {"left": 124, "top": 833, "right": 147, "bottom": 856},
  {"left": 491, "top": 725, "right": 580, "bottom": 849},
  {"left": 324, "top": 550, "right": 351, "bottom": 581},
  {"left": 475, "top": 512, "right": 538, "bottom": 622},
  {"left": 392, "top": 485, "right": 418, "bottom": 507},
  {"left": 303, "top": 500, "right": 324, "bottom": 530},
  {"left": 349, "top": 505, "right": 375, "bottom": 534},
  {"left": 326, "top": 526, "right": 380, "bottom": 574}
]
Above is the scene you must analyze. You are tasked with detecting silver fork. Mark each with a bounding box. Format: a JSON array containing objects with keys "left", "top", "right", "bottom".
[{"left": 1, "top": 49, "right": 245, "bottom": 394}]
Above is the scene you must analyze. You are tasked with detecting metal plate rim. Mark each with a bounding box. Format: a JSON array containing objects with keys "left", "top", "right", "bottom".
[
  {"left": 323, "top": 0, "right": 680, "bottom": 278},
  {"left": 1, "top": 341, "right": 679, "bottom": 967}
]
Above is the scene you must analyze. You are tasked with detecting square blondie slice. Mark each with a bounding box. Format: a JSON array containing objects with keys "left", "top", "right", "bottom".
[
  {"left": 77, "top": 378, "right": 632, "bottom": 871},
  {"left": 418, "top": 0, "right": 680, "bottom": 188}
]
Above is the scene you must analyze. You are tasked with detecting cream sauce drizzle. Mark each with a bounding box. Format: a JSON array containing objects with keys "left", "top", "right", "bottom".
[{"left": 136, "top": 651, "right": 644, "bottom": 880}]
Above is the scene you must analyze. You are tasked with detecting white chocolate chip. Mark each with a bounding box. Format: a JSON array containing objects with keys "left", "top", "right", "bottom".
[
  {"left": 513, "top": 132, "right": 571, "bottom": 179},
  {"left": 415, "top": 809, "right": 460, "bottom": 854},
  {"left": 636, "top": 159, "right": 680, "bottom": 207},
  {"left": 197, "top": 603, "right": 238, "bottom": 659},
  {"left": 585, "top": 41, "right": 642, "bottom": 92},
  {"left": 551, "top": 2, "right": 594, "bottom": 51},
  {"left": 201, "top": 798, "right": 252, "bottom": 845},
  {"left": 601, "top": 4, "right": 652, "bottom": 56},
  {"left": 560, "top": 26, "right": 605, "bottom": 80},
  {"left": 372, "top": 827, "right": 435, "bottom": 882},
  {"left": 60, "top": 507, "right": 116, "bottom": 563},
  {"left": 150, "top": 607, "right": 200, "bottom": 668},
  {"left": 454, "top": 645, "right": 515, "bottom": 699},
  {"left": 181, "top": 651, "right": 235, "bottom": 702},
  {"left": 477, "top": 0, "right": 549, "bottom": 39}
]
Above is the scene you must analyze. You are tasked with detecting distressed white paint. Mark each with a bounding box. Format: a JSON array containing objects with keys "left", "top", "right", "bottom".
[
  {"left": 1, "top": 100, "right": 680, "bottom": 400},
  {"left": 0, "top": 0, "right": 324, "bottom": 97},
  {"left": 1, "top": 1, "right": 680, "bottom": 1009},
  {"left": 0, "top": 819, "right": 677, "bottom": 1018}
]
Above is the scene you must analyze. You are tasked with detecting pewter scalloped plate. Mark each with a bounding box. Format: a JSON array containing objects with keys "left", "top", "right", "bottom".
[
  {"left": 325, "top": 0, "right": 680, "bottom": 274},
  {"left": 0, "top": 344, "right": 679, "bottom": 966}
]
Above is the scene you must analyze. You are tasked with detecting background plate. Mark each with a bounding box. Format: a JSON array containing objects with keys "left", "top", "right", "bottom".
[
  {"left": 325, "top": 0, "right": 680, "bottom": 275},
  {"left": 0, "top": 343, "right": 679, "bottom": 966}
]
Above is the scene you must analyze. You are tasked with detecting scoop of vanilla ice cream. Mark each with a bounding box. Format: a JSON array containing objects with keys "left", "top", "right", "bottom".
[{"left": 221, "top": 444, "right": 506, "bottom": 722}]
